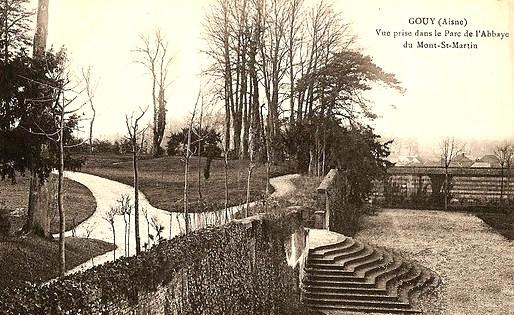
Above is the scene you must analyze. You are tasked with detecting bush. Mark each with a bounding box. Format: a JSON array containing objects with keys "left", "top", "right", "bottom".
[{"left": 0, "top": 211, "right": 11, "bottom": 237}]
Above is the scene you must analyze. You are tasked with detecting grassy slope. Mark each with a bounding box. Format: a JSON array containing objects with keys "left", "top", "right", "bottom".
[
  {"left": 0, "top": 236, "right": 115, "bottom": 288},
  {"left": 0, "top": 173, "right": 113, "bottom": 287},
  {"left": 81, "top": 154, "right": 289, "bottom": 212},
  {"left": 0, "top": 174, "right": 97, "bottom": 233}
]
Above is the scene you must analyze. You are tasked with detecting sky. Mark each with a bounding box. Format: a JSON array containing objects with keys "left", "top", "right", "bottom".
[{"left": 35, "top": 0, "right": 514, "bottom": 144}]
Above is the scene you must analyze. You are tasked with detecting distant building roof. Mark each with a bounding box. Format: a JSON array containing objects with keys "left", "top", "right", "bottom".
[
  {"left": 396, "top": 155, "right": 423, "bottom": 166},
  {"left": 423, "top": 160, "right": 441, "bottom": 167},
  {"left": 471, "top": 162, "right": 491, "bottom": 168},
  {"left": 477, "top": 154, "right": 500, "bottom": 167},
  {"left": 451, "top": 153, "right": 473, "bottom": 167}
]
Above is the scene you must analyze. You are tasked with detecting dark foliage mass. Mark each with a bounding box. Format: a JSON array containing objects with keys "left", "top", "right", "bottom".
[
  {"left": 284, "top": 116, "right": 392, "bottom": 204},
  {"left": 0, "top": 49, "right": 80, "bottom": 183},
  {"left": 166, "top": 127, "right": 222, "bottom": 158}
]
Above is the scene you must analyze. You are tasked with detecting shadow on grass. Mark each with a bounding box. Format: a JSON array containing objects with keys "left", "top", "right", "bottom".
[{"left": 477, "top": 211, "right": 514, "bottom": 240}]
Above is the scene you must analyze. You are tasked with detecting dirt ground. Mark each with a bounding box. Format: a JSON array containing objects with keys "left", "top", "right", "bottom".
[{"left": 354, "top": 208, "right": 514, "bottom": 315}]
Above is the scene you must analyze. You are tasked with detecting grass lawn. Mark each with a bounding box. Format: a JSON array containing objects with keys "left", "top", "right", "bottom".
[
  {"left": 0, "top": 173, "right": 114, "bottom": 287},
  {"left": 355, "top": 208, "right": 514, "bottom": 315},
  {"left": 0, "top": 235, "right": 115, "bottom": 288},
  {"left": 0, "top": 174, "right": 97, "bottom": 233},
  {"left": 80, "top": 154, "right": 290, "bottom": 212}
]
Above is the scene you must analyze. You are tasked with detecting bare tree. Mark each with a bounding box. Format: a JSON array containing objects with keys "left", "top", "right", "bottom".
[
  {"left": 494, "top": 143, "right": 513, "bottom": 205},
  {"left": 24, "top": 63, "right": 93, "bottom": 276},
  {"left": 103, "top": 206, "right": 118, "bottom": 260},
  {"left": 133, "top": 29, "right": 173, "bottom": 157},
  {"left": 196, "top": 94, "right": 205, "bottom": 205},
  {"left": 117, "top": 194, "right": 133, "bottom": 257},
  {"left": 125, "top": 105, "right": 148, "bottom": 255},
  {"left": 82, "top": 66, "right": 98, "bottom": 153},
  {"left": 183, "top": 91, "right": 201, "bottom": 233},
  {"left": 141, "top": 207, "right": 151, "bottom": 248},
  {"left": 150, "top": 215, "right": 164, "bottom": 244},
  {"left": 440, "top": 137, "right": 463, "bottom": 210}
]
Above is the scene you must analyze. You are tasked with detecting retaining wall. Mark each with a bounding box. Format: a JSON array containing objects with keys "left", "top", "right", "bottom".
[{"left": 0, "top": 208, "right": 307, "bottom": 315}]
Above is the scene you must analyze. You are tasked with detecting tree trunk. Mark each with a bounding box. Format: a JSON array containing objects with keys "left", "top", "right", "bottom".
[
  {"left": 224, "top": 153, "right": 229, "bottom": 223},
  {"left": 3, "top": 0, "right": 8, "bottom": 62},
  {"left": 500, "top": 167, "right": 505, "bottom": 206},
  {"left": 197, "top": 101, "right": 203, "bottom": 204},
  {"left": 24, "top": 171, "right": 50, "bottom": 237},
  {"left": 184, "top": 127, "right": 192, "bottom": 233},
  {"left": 133, "top": 145, "right": 140, "bottom": 255},
  {"left": 111, "top": 224, "right": 116, "bottom": 260},
  {"left": 57, "top": 110, "right": 65, "bottom": 277},
  {"left": 33, "top": 0, "right": 49, "bottom": 59},
  {"left": 444, "top": 171, "right": 448, "bottom": 210}
]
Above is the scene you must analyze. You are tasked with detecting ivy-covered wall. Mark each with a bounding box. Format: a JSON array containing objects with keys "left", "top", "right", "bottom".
[{"left": 1, "top": 208, "right": 306, "bottom": 315}]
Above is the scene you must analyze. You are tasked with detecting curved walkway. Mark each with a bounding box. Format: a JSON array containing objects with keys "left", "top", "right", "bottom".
[
  {"left": 355, "top": 208, "right": 514, "bottom": 315},
  {"left": 270, "top": 174, "right": 300, "bottom": 198},
  {"left": 60, "top": 172, "right": 300, "bottom": 275}
]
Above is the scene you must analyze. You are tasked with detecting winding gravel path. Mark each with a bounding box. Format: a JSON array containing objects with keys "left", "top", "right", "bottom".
[
  {"left": 61, "top": 172, "right": 299, "bottom": 274},
  {"left": 269, "top": 174, "right": 300, "bottom": 198}
]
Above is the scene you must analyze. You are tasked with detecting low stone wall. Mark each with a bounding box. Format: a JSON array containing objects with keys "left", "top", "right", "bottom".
[
  {"left": 317, "top": 169, "right": 347, "bottom": 231},
  {"left": 1, "top": 208, "right": 307, "bottom": 315},
  {"left": 317, "top": 169, "right": 365, "bottom": 236}
]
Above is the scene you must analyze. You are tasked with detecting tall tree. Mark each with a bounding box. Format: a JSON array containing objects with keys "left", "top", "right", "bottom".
[
  {"left": 24, "top": 51, "right": 92, "bottom": 276},
  {"left": 1, "top": 51, "right": 68, "bottom": 237},
  {"left": 183, "top": 91, "right": 201, "bottom": 233},
  {"left": 134, "top": 30, "right": 173, "bottom": 157},
  {"left": 82, "top": 66, "right": 98, "bottom": 154}
]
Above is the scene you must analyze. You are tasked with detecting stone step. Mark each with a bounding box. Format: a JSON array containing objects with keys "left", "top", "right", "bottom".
[
  {"left": 302, "top": 290, "right": 400, "bottom": 302},
  {"left": 309, "top": 242, "right": 366, "bottom": 265},
  {"left": 303, "top": 303, "right": 422, "bottom": 314},
  {"left": 337, "top": 245, "right": 375, "bottom": 267},
  {"left": 309, "top": 241, "right": 361, "bottom": 261},
  {"left": 332, "top": 242, "right": 366, "bottom": 259},
  {"left": 304, "top": 267, "right": 355, "bottom": 277},
  {"left": 309, "top": 239, "right": 348, "bottom": 255},
  {"left": 350, "top": 251, "right": 384, "bottom": 273},
  {"left": 303, "top": 279, "right": 376, "bottom": 289},
  {"left": 306, "top": 274, "right": 368, "bottom": 283},
  {"left": 359, "top": 250, "right": 394, "bottom": 276},
  {"left": 306, "top": 262, "right": 348, "bottom": 271},
  {"left": 304, "top": 237, "right": 439, "bottom": 314},
  {"left": 406, "top": 273, "right": 440, "bottom": 302},
  {"left": 302, "top": 285, "right": 387, "bottom": 295},
  {"left": 381, "top": 264, "right": 417, "bottom": 292},
  {"left": 396, "top": 266, "right": 428, "bottom": 300},
  {"left": 310, "top": 238, "right": 356, "bottom": 258},
  {"left": 302, "top": 296, "right": 412, "bottom": 310},
  {"left": 369, "top": 258, "right": 405, "bottom": 284}
]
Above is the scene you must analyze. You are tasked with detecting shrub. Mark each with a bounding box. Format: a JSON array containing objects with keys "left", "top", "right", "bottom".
[{"left": 0, "top": 210, "right": 11, "bottom": 237}]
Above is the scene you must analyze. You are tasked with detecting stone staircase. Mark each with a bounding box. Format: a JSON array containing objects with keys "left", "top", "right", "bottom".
[{"left": 302, "top": 237, "right": 440, "bottom": 314}]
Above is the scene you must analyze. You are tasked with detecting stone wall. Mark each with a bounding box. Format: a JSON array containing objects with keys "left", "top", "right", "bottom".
[
  {"left": 1, "top": 208, "right": 307, "bottom": 315},
  {"left": 317, "top": 169, "right": 356, "bottom": 234}
]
